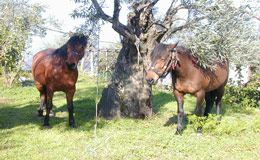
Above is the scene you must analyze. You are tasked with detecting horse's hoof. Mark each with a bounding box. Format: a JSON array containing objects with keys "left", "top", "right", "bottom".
[
  {"left": 38, "top": 110, "right": 43, "bottom": 117},
  {"left": 197, "top": 127, "right": 202, "bottom": 134},
  {"left": 49, "top": 111, "right": 55, "bottom": 117},
  {"left": 175, "top": 130, "right": 182, "bottom": 135},
  {"left": 43, "top": 125, "right": 50, "bottom": 129},
  {"left": 70, "top": 124, "right": 77, "bottom": 128}
]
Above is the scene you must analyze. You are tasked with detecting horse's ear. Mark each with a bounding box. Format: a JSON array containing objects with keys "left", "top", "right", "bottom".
[
  {"left": 153, "top": 40, "right": 159, "bottom": 46},
  {"left": 69, "top": 31, "right": 74, "bottom": 37},
  {"left": 167, "top": 42, "right": 178, "bottom": 51}
]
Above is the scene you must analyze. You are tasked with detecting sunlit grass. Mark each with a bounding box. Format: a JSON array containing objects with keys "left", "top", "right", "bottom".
[{"left": 0, "top": 74, "right": 260, "bottom": 159}]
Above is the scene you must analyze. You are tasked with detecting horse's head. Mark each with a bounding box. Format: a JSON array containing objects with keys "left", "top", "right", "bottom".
[
  {"left": 65, "top": 34, "right": 88, "bottom": 70},
  {"left": 146, "top": 42, "right": 178, "bottom": 85}
]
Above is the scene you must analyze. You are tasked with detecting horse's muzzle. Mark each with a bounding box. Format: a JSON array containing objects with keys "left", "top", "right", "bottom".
[
  {"left": 147, "top": 78, "right": 159, "bottom": 85},
  {"left": 66, "top": 61, "right": 77, "bottom": 70},
  {"left": 147, "top": 78, "right": 155, "bottom": 85}
]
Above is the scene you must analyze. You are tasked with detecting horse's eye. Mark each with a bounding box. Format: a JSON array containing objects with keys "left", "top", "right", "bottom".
[{"left": 161, "top": 58, "right": 165, "bottom": 61}]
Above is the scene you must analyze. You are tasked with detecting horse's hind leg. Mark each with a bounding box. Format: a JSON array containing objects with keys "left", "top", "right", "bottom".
[
  {"left": 204, "top": 91, "right": 217, "bottom": 117},
  {"left": 44, "top": 89, "right": 54, "bottom": 127},
  {"left": 36, "top": 84, "right": 46, "bottom": 117},
  {"left": 66, "top": 88, "right": 77, "bottom": 128},
  {"left": 216, "top": 86, "right": 225, "bottom": 120}
]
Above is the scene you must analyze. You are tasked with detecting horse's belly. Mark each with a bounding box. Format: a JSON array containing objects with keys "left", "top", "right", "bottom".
[{"left": 53, "top": 80, "right": 76, "bottom": 91}]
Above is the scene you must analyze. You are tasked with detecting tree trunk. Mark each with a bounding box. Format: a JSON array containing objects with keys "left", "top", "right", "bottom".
[
  {"left": 90, "top": 0, "right": 183, "bottom": 119},
  {"left": 1, "top": 65, "right": 9, "bottom": 87},
  {"left": 1, "top": 65, "right": 15, "bottom": 88},
  {"left": 98, "top": 41, "right": 153, "bottom": 119}
]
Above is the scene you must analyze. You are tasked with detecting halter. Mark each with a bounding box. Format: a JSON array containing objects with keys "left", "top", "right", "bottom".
[
  {"left": 149, "top": 49, "right": 178, "bottom": 78},
  {"left": 69, "top": 51, "right": 82, "bottom": 56}
]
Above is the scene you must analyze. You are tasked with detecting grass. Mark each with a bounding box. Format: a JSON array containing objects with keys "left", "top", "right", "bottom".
[{"left": 0, "top": 74, "right": 260, "bottom": 159}]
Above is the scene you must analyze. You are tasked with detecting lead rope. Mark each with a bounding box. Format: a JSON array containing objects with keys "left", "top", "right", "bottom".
[
  {"left": 135, "top": 35, "right": 141, "bottom": 65},
  {"left": 86, "top": 29, "right": 110, "bottom": 157},
  {"left": 135, "top": 35, "right": 146, "bottom": 86}
]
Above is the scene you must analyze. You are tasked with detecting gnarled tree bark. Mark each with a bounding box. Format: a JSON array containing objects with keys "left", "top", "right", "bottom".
[{"left": 89, "top": 0, "right": 190, "bottom": 119}]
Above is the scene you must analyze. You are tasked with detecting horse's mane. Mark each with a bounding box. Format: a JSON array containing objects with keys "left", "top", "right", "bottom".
[
  {"left": 151, "top": 44, "right": 192, "bottom": 62},
  {"left": 51, "top": 35, "right": 87, "bottom": 57},
  {"left": 176, "top": 46, "right": 192, "bottom": 55},
  {"left": 51, "top": 44, "right": 68, "bottom": 57}
]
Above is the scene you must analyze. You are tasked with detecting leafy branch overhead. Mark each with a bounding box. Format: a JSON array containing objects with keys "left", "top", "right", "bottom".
[
  {"left": 74, "top": 0, "right": 260, "bottom": 71},
  {"left": 177, "top": 0, "right": 260, "bottom": 70}
]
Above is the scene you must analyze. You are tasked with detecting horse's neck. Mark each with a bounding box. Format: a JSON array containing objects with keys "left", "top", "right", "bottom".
[
  {"left": 52, "top": 54, "right": 67, "bottom": 65},
  {"left": 175, "top": 53, "right": 193, "bottom": 77}
]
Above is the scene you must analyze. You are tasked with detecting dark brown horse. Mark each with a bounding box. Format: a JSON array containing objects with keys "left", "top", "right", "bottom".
[
  {"left": 146, "top": 43, "right": 229, "bottom": 133},
  {"left": 32, "top": 34, "right": 88, "bottom": 128}
]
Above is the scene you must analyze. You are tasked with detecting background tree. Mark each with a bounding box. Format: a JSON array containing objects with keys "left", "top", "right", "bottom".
[
  {"left": 73, "top": 0, "right": 259, "bottom": 119},
  {"left": 0, "top": 0, "right": 47, "bottom": 87},
  {"left": 98, "top": 43, "right": 121, "bottom": 78}
]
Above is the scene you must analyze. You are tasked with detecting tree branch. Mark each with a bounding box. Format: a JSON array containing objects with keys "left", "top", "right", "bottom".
[
  {"left": 91, "top": 0, "right": 136, "bottom": 42},
  {"left": 139, "top": 0, "right": 160, "bottom": 33},
  {"left": 91, "top": 0, "right": 113, "bottom": 23}
]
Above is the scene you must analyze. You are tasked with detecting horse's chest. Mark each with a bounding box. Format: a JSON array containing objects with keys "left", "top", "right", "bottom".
[
  {"left": 47, "top": 67, "right": 78, "bottom": 88},
  {"left": 174, "top": 80, "right": 198, "bottom": 94}
]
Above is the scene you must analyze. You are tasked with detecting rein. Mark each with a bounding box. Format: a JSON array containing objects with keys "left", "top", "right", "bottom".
[{"left": 149, "top": 49, "right": 178, "bottom": 78}]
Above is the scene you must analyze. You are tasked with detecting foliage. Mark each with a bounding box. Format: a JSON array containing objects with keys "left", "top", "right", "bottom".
[
  {"left": 0, "top": 74, "right": 260, "bottom": 159},
  {"left": 0, "top": 0, "right": 47, "bottom": 87},
  {"left": 72, "top": 0, "right": 105, "bottom": 45},
  {"left": 225, "top": 75, "right": 260, "bottom": 108},
  {"left": 176, "top": 0, "right": 260, "bottom": 70},
  {"left": 187, "top": 114, "right": 220, "bottom": 133}
]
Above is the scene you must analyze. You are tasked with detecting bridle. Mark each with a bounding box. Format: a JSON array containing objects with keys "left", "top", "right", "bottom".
[
  {"left": 69, "top": 51, "right": 83, "bottom": 57},
  {"left": 149, "top": 49, "right": 178, "bottom": 78}
]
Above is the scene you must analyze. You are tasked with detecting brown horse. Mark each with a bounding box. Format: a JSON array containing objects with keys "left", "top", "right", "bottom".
[
  {"left": 146, "top": 43, "right": 229, "bottom": 134},
  {"left": 32, "top": 35, "right": 88, "bottom": 128}
]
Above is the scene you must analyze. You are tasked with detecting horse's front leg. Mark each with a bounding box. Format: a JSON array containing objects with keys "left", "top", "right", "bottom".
[
  {"left": 195, "top": 91, "right": 205, "bottom": 133},
  {"left": 44, "top": 89, "right": 53, "bottom": 127},
  {"left": 66, "top": 88, "right": 77, "bottom": 128},
  {"left": 174, "top": 90, "right": 184, "bottom": 134}
]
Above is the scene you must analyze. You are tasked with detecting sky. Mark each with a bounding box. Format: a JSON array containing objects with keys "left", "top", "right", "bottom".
[
  {"left": 29, "top": 0, "right": 175, "bottom": 53},
  {"left": 30, "top": 0, "right": 122, "bottom": 53}
]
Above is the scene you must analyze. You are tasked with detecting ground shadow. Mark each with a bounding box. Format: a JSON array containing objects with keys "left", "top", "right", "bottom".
[
  {"left": 153, "top": 91, "right": 176, "bottom": 114},
  {"left": 0, "top": 86, "right": 106, "bottom": 131},
  {"left": 164, "top": 113, "right": 192, "bottom": 132}
]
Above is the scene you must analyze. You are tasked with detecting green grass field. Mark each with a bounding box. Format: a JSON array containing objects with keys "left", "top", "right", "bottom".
[{"left": 0, "top": 74, "right": 260, "bottom": 159}]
